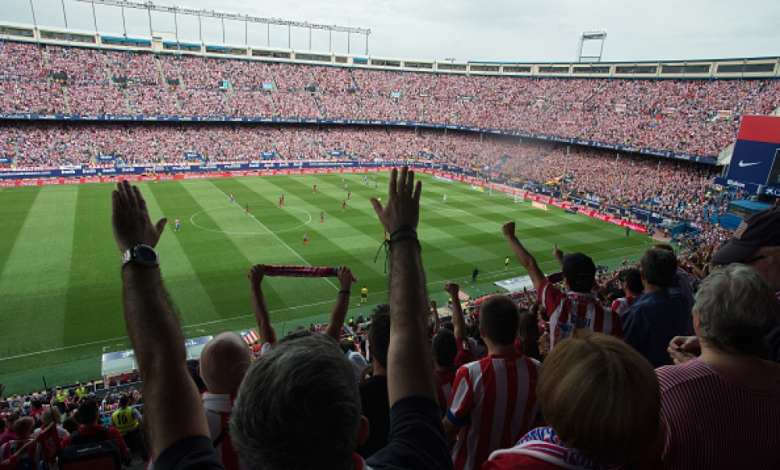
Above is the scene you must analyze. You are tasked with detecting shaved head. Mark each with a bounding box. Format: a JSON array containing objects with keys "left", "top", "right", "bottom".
[{"left": 200, "top": 332, "right": 252, "bottom": 394}]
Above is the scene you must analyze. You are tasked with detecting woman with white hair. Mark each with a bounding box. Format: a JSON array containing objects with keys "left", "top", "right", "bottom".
[{"left": 640, "top": 264, "right": 780, "bottom": 469}]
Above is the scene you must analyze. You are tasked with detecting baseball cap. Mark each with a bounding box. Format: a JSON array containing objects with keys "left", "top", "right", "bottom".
[
  {"left": 562, "top": 252, "right": 596, "bottom": 288},
  {"left": 713, "top": 206, "right": 780, "bottom": 264}
]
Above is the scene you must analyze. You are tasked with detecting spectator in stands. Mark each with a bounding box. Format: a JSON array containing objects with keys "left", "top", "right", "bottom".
[
  {"left": 110, "top": 180, "right": 223, "bottom": 469},
  {"left": 611, "top": 268, "right": 643, "bottom": 316},
  {"left": 484, "top": 331, "right": 660, "bottom": 470},
  {"left": 0, "top": 417, "right": 46, "bottom": 468},
  {"left": 33, "top": 407, "right": 68, "bottom": 440},
  {"left": 111, "top": 169, "right": 450, "bottom": 469},
  {"left": 622, "top": 249, "right": 694, "bottom": 367},
  {"left": 517, "top": 309, "right": 543, "bottom": 362},
  {"left": 503, "top": 226, "right": 621, "bottom": 349},
  {"left": 670, "top": 206, "right": 780, "bottom": 364},
  {"left": 0, "top": 414, "right": 19, "bottom": 445},
  {"left": 640, "top": 265, "right": 780, "bottom": 469},
  {"left": 111, "top": 394, "right": 149, "bottom": 463},
  {"left": 444, "top": 294, "right": 541, "bottom": 470},
  {"left": 433, "top": 282, "right": 474, "bottom": 418},
  {"left": 356, "top": 305, "right": 391, "bottom": 458},
  {"left": 61, "top": 399, "right": 132, "bottom": 463},
  {"left": 230, "top": 167, "right": 450, "bottom": 469},
  {"left": 186, "top": 331, "right": 252, "bottom": 470}
]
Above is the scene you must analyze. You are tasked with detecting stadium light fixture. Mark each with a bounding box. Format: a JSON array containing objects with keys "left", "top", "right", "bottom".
[
  {"left": 74, "top": 0, "right": 370, "bottom": 52},
  {"left": 576, "top": 29, "right": 607, "bottom": 63}
]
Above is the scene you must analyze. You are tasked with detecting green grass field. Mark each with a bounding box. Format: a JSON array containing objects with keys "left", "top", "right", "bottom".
[{"left": 0, "top": 172, "right": 653, "bottom": 394}]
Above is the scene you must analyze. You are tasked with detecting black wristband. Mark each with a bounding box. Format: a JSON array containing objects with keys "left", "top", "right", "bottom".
[
  {"left": 339, "top": 290, "right": 351, "bottom": 295},
  {"left": 389, "top": 225, "right": 417, "bottom": 239}
]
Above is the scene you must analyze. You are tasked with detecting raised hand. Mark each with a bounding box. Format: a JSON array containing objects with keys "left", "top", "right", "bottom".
[
  {"left": 337, "top": 266, "right": 353, "bottom": 290},
  {"left": 501, "top": 221, "right": 516, "bottom": 239},
  {"left": 370, "top": 167, "right": 421, "bottom": 233},
  {"left": 111, "top": 180, "right": 167, "bottom": 253},
  {"left": 444, "top": 281, "right": 460, "bottom": 297},
  {"left": 248, "top": 264, "right": 266, "bottom": 288},
  {"left": 553, "top": 244, "right": 564, "bottom": 261}
]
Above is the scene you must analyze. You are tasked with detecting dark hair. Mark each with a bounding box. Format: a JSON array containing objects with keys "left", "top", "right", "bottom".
[
  {"left": 640, "top": 249, "right": 677, "bottom": 288},
  {"left": 432, "top": 329, "right": 458, "bottom": 367},
  {"left": 622, "top": 268, "right": 643, "bottom": 295},
  {"left": 518, "top": 311, "right": 542, "bottom": 361},
  {"left": 369, "top": 305, "right": 391, "bottom": 368},
  {"left": 119, "top": 394, "right": 130, "bottom": 408},
  {"left": 62, "top": 417, "right": 80, "bottom": 434},
  {"left": 78, "top": 399, "right": 100, "bottom": 424},
  {"left": 562, "top": 253, "right": 596, "bottom": 292},
  {"left": 480, "top": 295, "right": 520, "bottom": 345}
]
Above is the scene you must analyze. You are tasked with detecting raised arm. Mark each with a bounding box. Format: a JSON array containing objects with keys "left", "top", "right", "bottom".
[
  {"left": 444, "top": 282, "right": 467, "bottom": 340},
  {"left": 371, "top": 167, "right": 437, "bottom": 406},
  {"left": 248, "top": 264, "right": 277, "bottom": 345},
  {"left": 502, "top": 222, "right": 547, "bottom": 291},
  {"left": 324, "top": 267, "right": 354, "bottom": 342},
  {"left": 553, "top": 244, "right": 564, "bottom": 269},
  {"left": 111, "top": 180, "right": 209, "bottom": 459}
]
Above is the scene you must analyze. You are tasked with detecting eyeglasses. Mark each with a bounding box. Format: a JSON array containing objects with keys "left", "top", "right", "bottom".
[{"left": 742, "top": 248, "right": 780, "bottom": 264}]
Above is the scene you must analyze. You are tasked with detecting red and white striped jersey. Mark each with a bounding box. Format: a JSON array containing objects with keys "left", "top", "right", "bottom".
[
  {"left": 540, "top": 280, "right": 622, "bottom": 349},
  {"left": 203, "top": 393, "right": 248, "bottom": 470},
  {"left": 640, "top": 359, "right": 780, "bottom": 469},
  {"left": 0, "top": 440, "right": 42, "bottom": 466},
  {"left": 610, "top": 294, "right": 641, "bottom": 316},
  {"left": 447, "top": 353, "right": 541, "bottom": 470}
]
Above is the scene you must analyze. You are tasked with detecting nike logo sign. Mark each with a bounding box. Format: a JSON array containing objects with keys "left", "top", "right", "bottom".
[{"left": 738, "top": 160, "right": 760, "bottom": 167}]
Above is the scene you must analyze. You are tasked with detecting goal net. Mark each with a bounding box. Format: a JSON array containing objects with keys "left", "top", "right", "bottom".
[{"left": 489, "top": 188, "right": 525, "bottom": 203}]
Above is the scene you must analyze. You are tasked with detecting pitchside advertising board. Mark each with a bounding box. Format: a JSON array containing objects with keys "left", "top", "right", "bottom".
[{"left": 726, "top": 115, "right": 780, "bottom": 197}]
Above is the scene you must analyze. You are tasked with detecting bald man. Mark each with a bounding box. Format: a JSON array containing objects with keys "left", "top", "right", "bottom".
[{"left": 198, "top": 332, "right": 253, "bottom": 470}]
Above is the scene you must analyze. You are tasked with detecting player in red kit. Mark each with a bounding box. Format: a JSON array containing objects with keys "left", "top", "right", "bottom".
[
  {"left": 278, "top": 197, "right": 283, "bottom": 209},
  {"left": 347, "top": 192, "right": 351, "bottom": 201},
  {"left": 342, "top": 201, "right": 346, "bottom": 212},
  {"left": 303, "top": 234, "right": 308, "bottom": 246},
  {"left": 313, "top": 184, "right": 317, "bottom": 193},
  {"left": 245, "top": 203, "right": 249, "bottom": 213},
  {"left": 320, "top": 212, "right": 324, "bottom": 223}
]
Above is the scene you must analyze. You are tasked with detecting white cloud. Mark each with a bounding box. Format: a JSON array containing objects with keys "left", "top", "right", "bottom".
[{"left": 1, "top": 0, "right": 778, "bottom": 62}]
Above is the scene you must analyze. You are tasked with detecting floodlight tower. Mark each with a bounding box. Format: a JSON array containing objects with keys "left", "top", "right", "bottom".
[{"left": 576, "top": 29, "right": 607, "bottom": 62}]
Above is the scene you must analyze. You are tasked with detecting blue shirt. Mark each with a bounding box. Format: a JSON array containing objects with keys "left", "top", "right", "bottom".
[{"left": 621, "top": 288, "right": 693, "bottom": 368}]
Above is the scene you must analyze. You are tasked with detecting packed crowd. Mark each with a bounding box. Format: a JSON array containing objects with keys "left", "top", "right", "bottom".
[
  {"left": 1, "top": 41, "right": 779, "bottom": 157},
  {"left": 0, "top": 122, "right": 522, "bottom": 167},
  {"left": 5, "top": 171, "right": 777, "bottom": 470},
  {"left": 0, "top": 381, "right": 148, "bottom": 467}
]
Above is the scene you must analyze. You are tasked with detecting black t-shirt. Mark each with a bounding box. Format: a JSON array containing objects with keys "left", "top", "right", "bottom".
[
  {"left": 357, "top": 374, "right": 390, "bottom": 458},
  {"left": 154, "top": 435, "right": 224, "bottom": 470},
  {"left": 367, "top": 396, "right": 452, "bottom": 470}
]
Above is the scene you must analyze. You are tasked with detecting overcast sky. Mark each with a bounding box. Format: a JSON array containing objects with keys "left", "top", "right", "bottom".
[{"left": 2, "top": 0, "right": 779, "bottom": 63}]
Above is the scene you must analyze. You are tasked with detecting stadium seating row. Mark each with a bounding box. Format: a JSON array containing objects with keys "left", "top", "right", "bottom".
[{"left": 2, "top": 41, "right": 779, "bottom": 157}]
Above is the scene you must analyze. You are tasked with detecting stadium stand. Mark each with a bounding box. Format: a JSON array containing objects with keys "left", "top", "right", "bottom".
[{"left": 3, "top": 25, "right": 780, "bottom": 469}]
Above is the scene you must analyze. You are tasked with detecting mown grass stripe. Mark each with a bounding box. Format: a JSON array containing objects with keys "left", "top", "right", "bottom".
[
  {"left": 62, "top": 184, "right": 126, "bottom": 347},
  {"left": 0, "top": 186, "right": 79, "bottom": 364}
]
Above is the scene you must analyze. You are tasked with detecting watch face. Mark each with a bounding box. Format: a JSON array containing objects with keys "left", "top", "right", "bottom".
[{"left": 135, "top": 245, "right": 158, "bottom": 264}]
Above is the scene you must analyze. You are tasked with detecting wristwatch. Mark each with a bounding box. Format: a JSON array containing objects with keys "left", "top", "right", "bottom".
[{"left": 121, "top": 244, "right": 159, "bottom": 267}]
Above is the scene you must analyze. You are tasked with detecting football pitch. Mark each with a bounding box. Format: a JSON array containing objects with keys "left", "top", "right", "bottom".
[{"left": 0, "top": 172, "right": 653, "bottom": 394}]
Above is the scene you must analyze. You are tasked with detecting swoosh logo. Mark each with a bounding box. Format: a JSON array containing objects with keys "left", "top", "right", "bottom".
[{"left": 738, "top": 160, "right": 760, "bottom": 168}]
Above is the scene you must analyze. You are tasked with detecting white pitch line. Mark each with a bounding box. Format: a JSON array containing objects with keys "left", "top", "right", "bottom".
[{"left": 207, "top": 181, "right": 338, "bottom": 291}]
